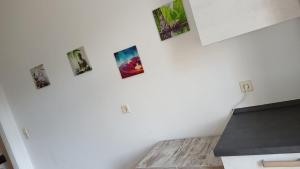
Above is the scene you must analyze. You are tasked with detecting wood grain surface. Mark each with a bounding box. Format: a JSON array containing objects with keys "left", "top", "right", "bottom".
[{"left": 136, "top": 136, "right": 223, "bottom": 169}]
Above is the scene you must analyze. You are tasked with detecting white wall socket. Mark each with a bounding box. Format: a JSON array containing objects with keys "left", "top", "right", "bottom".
[{"left": 239, "top": 80, "right": 254, "bottom": 93}]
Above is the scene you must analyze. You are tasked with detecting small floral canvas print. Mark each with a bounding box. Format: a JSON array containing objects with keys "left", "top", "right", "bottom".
[
  {"left": 67, "top": 47, "right": 92, "bottom": 76},
  {"left": 114, "top": 46, "right": 144, "bottom": 79},
  {"left": 30, "top": 64, "right": 50, "bottom": 89}
]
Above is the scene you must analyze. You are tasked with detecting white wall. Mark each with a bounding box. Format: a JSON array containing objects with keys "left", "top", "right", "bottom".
[
  {"left": 0, "top": 85, "right": 34, "bottom": 169},
  {"left": 0, "top": 0, "right": 300, "bottom": 169}
]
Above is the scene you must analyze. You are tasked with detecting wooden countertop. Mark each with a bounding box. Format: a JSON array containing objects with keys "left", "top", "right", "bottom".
[{"left": 136, "top": 136, "right": 223, "bottom": 169}]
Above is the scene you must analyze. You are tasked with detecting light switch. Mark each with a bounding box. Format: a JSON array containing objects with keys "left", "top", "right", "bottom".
[
  {"left": 22, "top": 128, "right": 30, "bottom": 139},
  {"left": 121, "top": 104, "right": 131, "bottom": 113}
]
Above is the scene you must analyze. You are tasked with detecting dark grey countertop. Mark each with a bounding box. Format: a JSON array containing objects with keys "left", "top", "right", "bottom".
[{"left": 214, "top": 99, "right": 300, "bottom": 157}]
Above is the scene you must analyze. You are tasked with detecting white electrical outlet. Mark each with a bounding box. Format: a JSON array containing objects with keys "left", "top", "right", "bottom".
[{"left": 239, "top": 80, "right": 254, "bottom": 93}]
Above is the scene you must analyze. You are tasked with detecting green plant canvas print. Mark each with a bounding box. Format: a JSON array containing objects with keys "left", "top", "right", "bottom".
[
  {"left": 67, "top": 47, "right": 92, "bottom": 76},
  {"left": 153, "top": 0, "right": 190, "bottom": 41}
]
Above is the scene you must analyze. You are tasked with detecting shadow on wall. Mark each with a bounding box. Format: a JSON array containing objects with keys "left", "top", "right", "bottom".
[{"left": 164, "top": 0, "right": 203, "bottom": 69}]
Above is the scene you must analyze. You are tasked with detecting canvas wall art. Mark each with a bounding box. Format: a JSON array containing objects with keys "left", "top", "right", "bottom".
[
  {"left": 67, "top": 47, "right": 92, "bottom": 76},
  {"left": 114, "top": 46, "right": 144, "bottom": 79},
  {"left": 153, "top": 0, "right": 190, "bottom": 41},
  {"left": 30, "top": 64, "right": 50, "bottom": 89}
]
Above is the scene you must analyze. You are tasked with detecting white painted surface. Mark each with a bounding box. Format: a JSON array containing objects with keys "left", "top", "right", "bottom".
[
  {"left": 222, "top": 153, "right": 300, "bottom": 169},
  {"left": 0, "top": 0, "right": 300, "bottom": 169},
  {"left": 0, "top": 86, "right": 34, "bottom": 169},
  {"left": 190, "top": 0, "right": 300, "bottom": 45}
]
